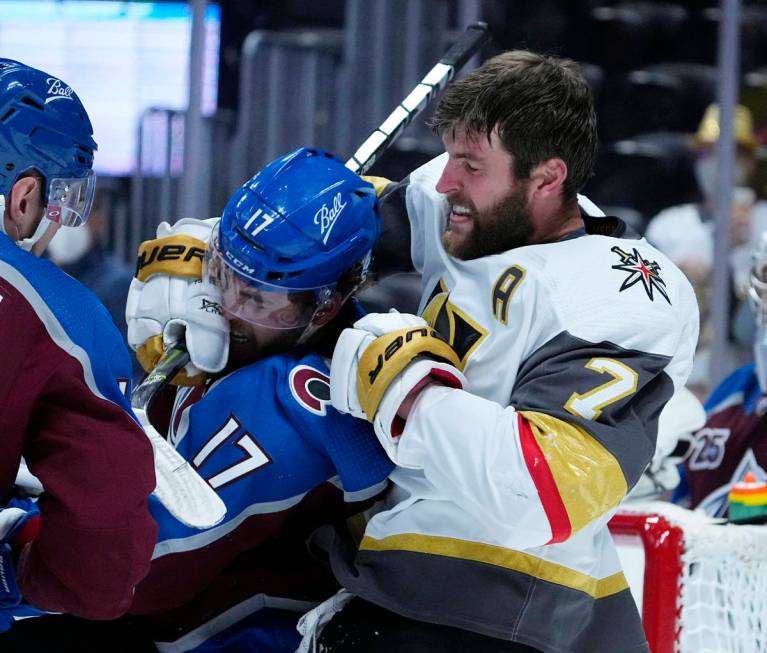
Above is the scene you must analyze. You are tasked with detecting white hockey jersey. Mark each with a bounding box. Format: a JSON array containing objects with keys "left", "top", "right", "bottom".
[{"left": 329, "top": 154, "right": 699, "bottom": 653}]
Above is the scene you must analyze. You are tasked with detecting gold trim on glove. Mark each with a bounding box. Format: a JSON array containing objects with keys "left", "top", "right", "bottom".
[
  {"left": 357, "top": 326, "right": 463, "bottom": 420},
  {"left": 135, "top": 235, "right": 207, "bottom": 282}
]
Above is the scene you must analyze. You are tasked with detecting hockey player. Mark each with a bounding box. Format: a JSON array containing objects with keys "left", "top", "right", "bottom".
[
  {"left": 680, "top": 231, "right": 767, "bottom": 517},
  {"left": 0, "top": 59, "right": 157, "bottom": 630},
  {"left": 122, "top": 148, "right": 393, "bottom": 652},
  {"left": 300, "top": 50, "right": 700, "bottom": 653}
]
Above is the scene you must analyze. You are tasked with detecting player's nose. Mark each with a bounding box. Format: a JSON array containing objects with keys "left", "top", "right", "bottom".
[{"left": 435, "top": 163, "right": 461, "bottom": 195}]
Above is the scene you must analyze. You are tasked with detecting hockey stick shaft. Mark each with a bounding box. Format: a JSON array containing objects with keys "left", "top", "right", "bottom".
[
  {"left": 345, "top": 21, "right": 491, "bottom": 175},
  {"left": 131, "top": 343, "right": 191, "bottom": 412}
]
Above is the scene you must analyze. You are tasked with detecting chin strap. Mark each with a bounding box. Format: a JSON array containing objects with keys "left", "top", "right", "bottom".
[{"left": 0, "top": 195, "right": 55, "bottom": 253}]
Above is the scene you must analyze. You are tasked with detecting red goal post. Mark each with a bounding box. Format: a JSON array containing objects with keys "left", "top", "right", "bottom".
[{"left": 609, "top": 501, "right": 767, "bottom": 653}]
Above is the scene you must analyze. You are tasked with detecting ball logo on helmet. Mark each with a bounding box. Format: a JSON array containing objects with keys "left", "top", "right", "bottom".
[
  {"left": 45, "top": 77, "right": 74, "bottom": 102},
  {"left": 314, "top": 192, "right": 347, "bottom": 245}
]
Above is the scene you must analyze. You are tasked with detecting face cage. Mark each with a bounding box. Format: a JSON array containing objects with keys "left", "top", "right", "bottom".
[
  {"left": 44, "top": 169, "right": 96, "bottom": 227},
  {"left": 202, "top": 234, "right": 336, "bottom": 330}
]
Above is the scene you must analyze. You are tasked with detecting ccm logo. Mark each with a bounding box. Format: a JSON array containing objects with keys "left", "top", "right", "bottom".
[
  {"left": 368, "top": 327, "right": 436, "bottom": 384},
  {"left": 136, "top": 244, "right": 204, "bottom": 273}
]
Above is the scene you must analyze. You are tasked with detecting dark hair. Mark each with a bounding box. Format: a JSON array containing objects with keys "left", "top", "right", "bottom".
[{"left": 429, "top": 50, "right": 598, "bottom": 201}]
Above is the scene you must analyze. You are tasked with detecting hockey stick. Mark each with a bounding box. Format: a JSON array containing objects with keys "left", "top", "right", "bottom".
[
  {"left": 132, "top": 343, "right": 190, "bottom": 413},
  {"left": 132, "top": 22, "right": 490, "bottom": 529},
  {"left": 345, "top": 21, "right": 491, "bottom": 175},
  {"left": 131, "top": 344, "right": 225, "bottom": 529}
]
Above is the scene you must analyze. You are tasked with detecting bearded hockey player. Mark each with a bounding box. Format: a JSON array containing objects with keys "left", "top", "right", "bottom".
[
  {"left": 0, "top": 58, "right": 157, "bottom": 637},
  {"left": 300, "top": 50, "right": 700, "bottom": 653},
  {"left": 121, "top": 148, "right": 392, "bottom": 652}
]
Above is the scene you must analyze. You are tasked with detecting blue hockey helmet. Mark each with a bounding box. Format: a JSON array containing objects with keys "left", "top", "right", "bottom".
[
  {"left": 0, "top": 59, "right": 97, "bottom": 227},
  {"left": 204, "top": 147, "right": 380, "bottom": 329}
]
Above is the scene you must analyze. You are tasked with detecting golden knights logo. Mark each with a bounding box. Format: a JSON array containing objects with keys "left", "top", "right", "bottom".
[{"left": 611, "top": 246, "right": 670, "bottom": 304}]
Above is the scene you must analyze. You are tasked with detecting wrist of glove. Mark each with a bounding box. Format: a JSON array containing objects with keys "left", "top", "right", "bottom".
[
  {"left": 126, "top": 218, "right": 229, "bottom": 385},
  {"left": 0, "top": 498, "right": 40, "bottom": 609},
  {"left": 330, "top": 311, "right": 465, "bottom": 459}
]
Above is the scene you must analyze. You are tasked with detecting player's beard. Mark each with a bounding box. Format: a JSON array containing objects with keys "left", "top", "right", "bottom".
[
  {"left": 442, "top": 181, "right": 534, "bottom": 260},
  {"left": 226, "top": 320, "right": 304, "bottom": 371}
]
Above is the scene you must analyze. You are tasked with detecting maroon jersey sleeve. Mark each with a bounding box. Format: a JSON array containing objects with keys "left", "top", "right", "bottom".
[{"left": 0, "top": 266, "right": 158, "bottom": 620}]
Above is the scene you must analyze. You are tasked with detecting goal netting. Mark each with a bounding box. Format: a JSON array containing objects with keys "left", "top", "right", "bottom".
[{"left": 609, "top": 501, "right": 767, "bottom": 653}]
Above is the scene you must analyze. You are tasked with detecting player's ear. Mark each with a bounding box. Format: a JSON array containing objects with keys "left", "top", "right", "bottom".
[
  {"left": 528, "top": 157, "right": 567, "bottom": 200},
  {"left": 311, "top": 292, "right": 343, "bottom": 327},
  {"left": 7, "top": 176, "right": 43, "bottom": 232}
]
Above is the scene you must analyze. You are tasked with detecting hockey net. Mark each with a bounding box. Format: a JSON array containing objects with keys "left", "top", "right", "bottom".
[{"left": 609, "top": 501, "right": 767, "bottom": 653}]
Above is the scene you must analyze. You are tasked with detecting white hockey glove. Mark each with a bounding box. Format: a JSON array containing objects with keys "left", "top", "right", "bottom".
[
  {"left": 330, "top": 311, "right": 466, "bottom": 459},
  {"left": 126, "top": 218, "right": 229, "bottom": 385}
]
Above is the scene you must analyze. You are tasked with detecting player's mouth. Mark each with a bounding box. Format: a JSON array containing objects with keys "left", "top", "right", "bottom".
[
  {"left": 230, "top": 330, "right": 251, "bottom": 344},
  {"left": 448, "top": 203, "right": 473, "bottom": 229}
]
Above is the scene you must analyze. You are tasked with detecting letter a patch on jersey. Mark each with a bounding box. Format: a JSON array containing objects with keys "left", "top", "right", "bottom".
[{"left": 289, "top": 365, "right": 331, "bottom": 416}]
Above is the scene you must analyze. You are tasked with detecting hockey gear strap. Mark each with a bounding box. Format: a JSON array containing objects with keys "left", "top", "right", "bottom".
[{"left": 127, "top": 218, "right": 229, "bottom": 384}]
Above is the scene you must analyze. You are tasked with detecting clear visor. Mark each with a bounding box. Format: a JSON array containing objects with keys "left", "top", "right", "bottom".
[
  {"left": 202, "top": 231, "right": 335, "bottom": 330},
  {"left": 44, "top": 169, "right": 96, "bottom": 227}
]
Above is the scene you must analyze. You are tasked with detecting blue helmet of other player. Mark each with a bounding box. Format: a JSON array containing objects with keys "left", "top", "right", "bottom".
[
  {"left": 203, "top": 147, "right": 380, "bottom": 330},
  {"left": 0, "top": 59, "right": 97, "bottom": 233}
]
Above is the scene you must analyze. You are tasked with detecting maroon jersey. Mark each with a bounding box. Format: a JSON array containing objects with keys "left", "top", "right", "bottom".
[
  {"left": 1, "top": 235, "right": 157, "bottom": 619},
  {"left": 684, "top": 363, "right": 767, "bottom": 517}
]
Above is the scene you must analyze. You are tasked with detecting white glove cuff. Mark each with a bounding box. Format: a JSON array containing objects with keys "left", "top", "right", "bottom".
[{"left": 329, "top": 327, "right": 374, "bottom": 420}]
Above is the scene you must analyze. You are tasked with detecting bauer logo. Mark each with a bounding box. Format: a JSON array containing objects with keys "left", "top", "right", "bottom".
[
  {"left": 45, "top": 77, "right": 74, "bottom": 102},
  {"left": 314, "top": 193, "right": 347, "bottom": 245}
]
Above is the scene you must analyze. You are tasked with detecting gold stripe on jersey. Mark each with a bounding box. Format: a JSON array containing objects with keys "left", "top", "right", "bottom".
[
  {"left": 492, "top": 264, "right": 526, "bottom": 325},
  {"left": 520, "top": 411, "right": 627, "bottom": 535},
  {"left": 360, "top": 532, "right": 629, "bottom": 599}
]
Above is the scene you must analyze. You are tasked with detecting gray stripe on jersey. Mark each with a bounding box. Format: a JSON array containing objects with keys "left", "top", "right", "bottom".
[
  {"left": 512, "top": 331, "right": 675, "bottom": 487},
  {"left": 331, "top": 544, "right": 649, "bottom": 653}
]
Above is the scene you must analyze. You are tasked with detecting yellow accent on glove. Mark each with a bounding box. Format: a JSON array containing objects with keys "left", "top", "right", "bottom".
[
  {"left": 356, "top": 326, "right": 462, "bottom": 420},
  {"left": 135, "top": 234, "right": 207, "bottom": 283},
  {"left": 361, "top": 175, "right": 393, "bottom": 198},
  {"left": 136, "top": 334, "right": 206, "bottom": 386}
]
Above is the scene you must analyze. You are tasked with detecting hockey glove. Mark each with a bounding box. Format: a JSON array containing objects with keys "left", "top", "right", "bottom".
[
  {"left": 361, "top": 175, "right": 393, "bottom": 197},
  {"left": 330, "top": 311, "right": 466, "bottom": 459},
  {"left": 126, "top": 218, "right": 229, "bottom": 385},
  {"left": 0, "top": 498, "right": 47, "bottom": 632}
]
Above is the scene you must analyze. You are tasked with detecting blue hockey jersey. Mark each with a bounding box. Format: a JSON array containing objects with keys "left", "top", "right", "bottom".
[{"left": 129, "top": 349, "right": 393, "bottom": 652}]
